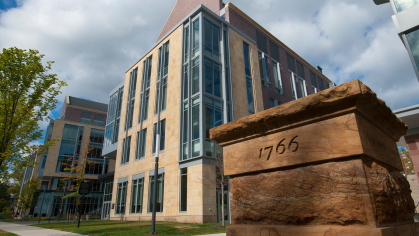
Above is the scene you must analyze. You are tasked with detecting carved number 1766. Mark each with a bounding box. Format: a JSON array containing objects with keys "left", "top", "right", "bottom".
[{"left": 259, "top": 135, "right": 299, "bottom": 161}]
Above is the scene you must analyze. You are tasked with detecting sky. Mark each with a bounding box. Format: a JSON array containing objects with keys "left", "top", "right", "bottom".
[{"left": 1, "top": 0, "right": 419, "bottom": 144}]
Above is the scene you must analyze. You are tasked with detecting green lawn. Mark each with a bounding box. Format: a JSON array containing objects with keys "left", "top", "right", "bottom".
[
  {"left": 31, "top": 220, "right": 228, "bottom": 236},
  {"left": 0, "top": 229, "right": 17, "bottom": 236}
]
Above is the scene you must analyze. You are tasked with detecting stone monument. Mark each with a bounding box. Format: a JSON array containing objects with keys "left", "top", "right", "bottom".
[{"left": 210, "top": 80, "right": 417, "bottom": 236}]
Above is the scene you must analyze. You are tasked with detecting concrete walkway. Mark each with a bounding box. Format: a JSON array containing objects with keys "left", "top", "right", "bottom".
[{"left": 0, "top": 222, "right": 84, "bottom": 236}]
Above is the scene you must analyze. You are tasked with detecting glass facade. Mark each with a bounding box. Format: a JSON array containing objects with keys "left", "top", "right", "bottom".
[
  {"left": 140, "top": 57, "right": 152, "bottom": 121},
  {"left": 56, "top": 125, "right": 83, "bottom": 173},
  {"left": 152, "top": 119, "right": 166, "bottom": 153},
  {"left": 116, "top": 181, "right": 127, "bottom": 214},
  {"left": 81, "top": 112, "right": 91, "bottom": 124},
  {"left": 393, "top": 0, "right": 419, "bottom": 12},
  {"left": 104, "top": 86, "right": 124, "bottom": 148},
  {"left": 85, "top": 129, "right": 107, "bottom": 175},
  {"left": 131, "top": 178, "right": 144, "bottom": 214},
  {"left": 126, "top": 68, "right": 138, "bottom": 130},
  {"left": 121, "top": 136, "right": 131, "bottom": 165},
  {"left": 136, "top": 128, "right": 147, "bottom": 160},
  {"left": 181, "top": 14, "right": 232, "bottom": 161},
  {"left": 406, "top": 29, "right": 419, "bottom": 74},
  {"left": 148, "top": 173, "right": 164, "bottom": 213}
]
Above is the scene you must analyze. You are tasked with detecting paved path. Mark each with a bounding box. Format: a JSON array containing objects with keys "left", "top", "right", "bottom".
[{"left": 0, "top": 222, "right": 84, "bottom": 236}]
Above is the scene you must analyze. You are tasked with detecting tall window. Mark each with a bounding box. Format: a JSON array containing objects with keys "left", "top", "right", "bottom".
[
  {"left": 131, "top": 178, "right": 144, "bottom": 214},
  {"left": 192, "top": 57, "right": 200, "bottom": 95},
  {"left": 184, "top": 25, "right": 190, "bottom": 62},
  {"left": 204, "top": 19, "right": 220, "bottom": 60},
  {"left": 152, "top": 119, "right": 166, "bottom": 154},
  {"left": 140, "top": 57, "right": 152, "bottom": 122},
  {"left": 299, "top": 78, "right": 307, "bottom": 97},
  {"left": 148, "top": 173, "right": 164, "bottom": 213},
  {"left": 296, "top": 62, "right": 307, "bottom": 97},
  {"left": 136, "top": 128, "right": 147, "bottom": 160},
  {"left": 116, "top": 181, "right": 127, "bottom": 214},
  {"left": 318, "top": 78, "right": 324, "bottom": 91},
  {"left": 113, "top": 87, "right": 124, "bottom": 144},
  {"left": 256, "top": 31, "right": 267, "bottom": 54},
  {"left": 405, "top": 28, "right": 419, "bottom": 74},
  {"left": 259, "top": 52, "right": 271, "bottom": 88},
  {"left": 155, "top": 42, "right": 169, "bottom": 114},
  {"left": 182, "top": 102, "right": 188, "bottom": 160},
  {"left": 192, "top": 97, "right": 200, "bottom": 157},
  {"left": 272, "top": 61, "right": 283, "bottom": 94},
  {"left": 81, "top": 112, "right": 91, "bottom": 124},
  {"left": 106, "top": 91, "right": 118, "bottom": 126},
  {"left": 204, "top": 57, "right": 222, "bottom": 98},
  {"left": 286, "top": 54, "right": 296, "bottom": 73},
  {"left": 126, "top": 68, "right": 137, "bottom": 130},
  {"left": 205, "top": 97, "right": 223, "bottom": 156},
  {"left": 180, "top": 168, "right": 187, "bottom": 212},
  {"left": 192, "top": 19, "right": 200, "bottom": 57},
  {"left": 310, "top": 71, "right": 318, "bottom": 93},
  {"left": 93, "top": 114, "right": 104, "bottom": 126},
  {"left": 269, "top": 98, "right": 279, "bottom": 108},
  {"left": 290, "top": 72, "right": 298, "bottom": 100},
  {"left": 56, "top": 125, "right": 83, "bottom": 173},
  {"left": 243, "top": 43, "right": 255, "bottom": 115},
  {"left": 85, "top": 129, "right": 106, "bottom": 175},
  {"left": 121, "top": 136, "right": 131, "bottom": 165}
]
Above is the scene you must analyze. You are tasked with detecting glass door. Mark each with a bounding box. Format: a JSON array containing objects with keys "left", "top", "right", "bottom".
[{"left": 217, "top": 190, "right": 230, "bottom": 223}]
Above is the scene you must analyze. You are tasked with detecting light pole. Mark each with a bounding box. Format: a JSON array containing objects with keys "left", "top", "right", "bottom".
[{"left": 150, "top": 135, "right": 160, "bottom": 235}]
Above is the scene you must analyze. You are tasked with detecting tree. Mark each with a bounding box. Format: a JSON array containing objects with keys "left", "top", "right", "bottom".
[
  {"left": 203, "top": 143, "right": 228, "bottom": 227},
  {"left": 400, "top": 149, "right": 415, "bottom": 175},
  {"left": 0, "top": 183, "right": 11, "bottom": 211},
  {"left": 60, "top": 143, "right": 94, "bottom": 220},
  {"left": 0, "top": 47, "right": 66, "bottom": 184},
  {"left": 16, "top": 178, "right": 40, "bottom": 218}
]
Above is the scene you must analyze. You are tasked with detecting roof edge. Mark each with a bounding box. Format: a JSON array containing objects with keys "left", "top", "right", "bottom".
[{"left": 225, "top": 2, "right": 334, "bottom": 84}]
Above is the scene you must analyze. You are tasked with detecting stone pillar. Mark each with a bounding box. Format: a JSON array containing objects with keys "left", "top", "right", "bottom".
[{"left": 210, "top": 80, "right": 417, "bottom": 236}]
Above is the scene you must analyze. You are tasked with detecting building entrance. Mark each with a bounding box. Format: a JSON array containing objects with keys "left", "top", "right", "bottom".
[{"left": 216, "top": 190, "right": 230, "bottom": 223}]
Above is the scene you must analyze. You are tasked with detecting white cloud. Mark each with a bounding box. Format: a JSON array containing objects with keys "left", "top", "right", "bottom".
[{"left": 0, "top": 0, "right": 418, "bottom": 113}]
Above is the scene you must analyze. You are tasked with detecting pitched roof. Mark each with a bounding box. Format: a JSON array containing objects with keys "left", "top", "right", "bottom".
[
  {"left": 155, "top": 0, "right": 223, "bottom": 43},
  {"left": 68, "top": 96, "right": 108, "bottom": 113}
]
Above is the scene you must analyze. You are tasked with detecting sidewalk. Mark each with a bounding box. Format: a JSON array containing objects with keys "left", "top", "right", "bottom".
[{"left": 0, "top": 222, "right": 84, "bottom": 236}]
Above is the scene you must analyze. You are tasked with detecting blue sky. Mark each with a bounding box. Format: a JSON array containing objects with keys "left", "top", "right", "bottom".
[
  {"left": 0, "top": 0, "right": 17, "bottom": 11},
  {"left": 1, "top": 0, "right": 418, "bottom": 146}
]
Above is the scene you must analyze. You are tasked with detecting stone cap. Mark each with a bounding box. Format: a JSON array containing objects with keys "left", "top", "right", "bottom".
[{"left": 210, "top": 80, "right": 407, "bottom": 146}]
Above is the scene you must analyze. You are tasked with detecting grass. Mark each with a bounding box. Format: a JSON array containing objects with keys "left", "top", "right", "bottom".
[
  {"left": 0, "top": 229, "right": 17, "bottom": 236},
  {"left": 31, "top": 220, "right": 228, "bottom": 236},
  {"left": 1, "top": 215, "right": 101, "bottom": 222}
]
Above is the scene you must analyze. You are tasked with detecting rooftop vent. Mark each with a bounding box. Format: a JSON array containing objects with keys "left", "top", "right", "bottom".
[{"left": 316, "top": 66, "right": 323, "bottom": 74}]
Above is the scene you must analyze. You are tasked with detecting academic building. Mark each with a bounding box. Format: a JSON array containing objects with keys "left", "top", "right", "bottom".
[
  {"left": 19, "top": 95, "right": 114, "bottom": 217},
  {"left": 373, "top": 0, "right": 419, "bottom": 81},
  {"left": 102, "top": 0, "right": 335, "bottom": 223}
]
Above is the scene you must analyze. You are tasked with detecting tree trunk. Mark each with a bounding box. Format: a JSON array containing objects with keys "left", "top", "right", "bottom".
[{"left": 221, "top": 182, "right": 225, "bottom": 227}]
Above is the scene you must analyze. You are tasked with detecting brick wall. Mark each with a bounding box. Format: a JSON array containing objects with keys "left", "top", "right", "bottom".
[
  {"left": 60, "top": 95, "right": 68, "bottom": 119},
  {"left": 405, "top": 134, "right": 419, "bottom": 178},
  {"left": 62, "top": 106, "right": 107, "bottom": 127},
  {"left": 155, "top": 0, "right": 223, "bottom": 43},
  {"left": 225, "top": 5, "right": 328, "bottom": 110}
]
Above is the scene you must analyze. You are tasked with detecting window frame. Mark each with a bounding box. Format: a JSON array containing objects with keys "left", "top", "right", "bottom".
[
  {"left": 272, "top": 58, "right": 283, "bottom": 95},
  {"left": 130, "top": 177, "right": 144, "bottom": 214},
  {"left": 180, "top": 168, "right": 187, "bottom": 212},
  {"left": 148, "top": 173, "right": 165, "bottom": 213}
]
